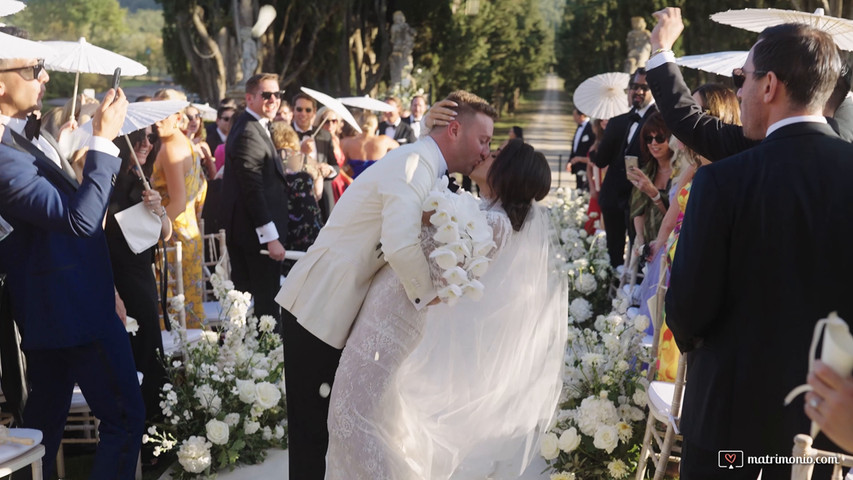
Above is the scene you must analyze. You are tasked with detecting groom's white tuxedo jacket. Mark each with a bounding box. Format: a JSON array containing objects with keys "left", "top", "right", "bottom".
[{"left": 276, "top": 137, "right": 442, "bottom": 349}]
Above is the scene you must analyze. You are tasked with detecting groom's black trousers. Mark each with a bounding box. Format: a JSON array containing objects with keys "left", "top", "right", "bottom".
[{"left": 281, "top": 309, "right": 343, "bottom": 480}]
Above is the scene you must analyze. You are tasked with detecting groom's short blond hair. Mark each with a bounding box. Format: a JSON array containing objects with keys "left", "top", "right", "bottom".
[{"left": 445, "top": 90, "right": 497, "bottom": 121}]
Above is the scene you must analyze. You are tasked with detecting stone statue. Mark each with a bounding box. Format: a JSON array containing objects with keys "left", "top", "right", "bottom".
[
  {"left": 624, "top": 16, "right": 651, "bottom": 74},
  {"left": 239, "top": 26, "right": 259, "bottom": 83},
  {"left": 389, "top": 11, "right": 416, "bottom": 89}
]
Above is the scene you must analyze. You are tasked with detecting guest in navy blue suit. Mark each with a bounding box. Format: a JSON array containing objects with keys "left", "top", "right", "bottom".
[{"left": 0, "top": 52, "right": 143, "bottom": 479}]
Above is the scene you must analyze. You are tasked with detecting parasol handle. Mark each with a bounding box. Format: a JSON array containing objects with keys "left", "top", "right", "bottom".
[
  {"left": 311, "top": 117, "right": 329, "bottom": 139},
  {"left": 124, "top": 134, "right": 151, "bottom": 191},
  {"left": 70, "top": 72, "right": 80, "bottom": 124}
]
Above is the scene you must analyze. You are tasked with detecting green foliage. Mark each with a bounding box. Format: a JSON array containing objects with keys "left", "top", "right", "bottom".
[
  {"left": 119, "top": 0, "right": 160, "bottom": 11},
  {"left": 8, "top": 0, "right": 128, "bottom": 50}
]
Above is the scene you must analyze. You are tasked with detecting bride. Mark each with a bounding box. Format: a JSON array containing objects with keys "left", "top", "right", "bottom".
[{"left": 326, "top": 139, "right": 568, "bottom": 479}]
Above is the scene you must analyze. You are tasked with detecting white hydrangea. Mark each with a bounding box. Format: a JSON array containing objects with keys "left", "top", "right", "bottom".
[
  {"left": 177, "top": 436, "right": 212, "bottom": 473},
  {"left": 569, "top": 297, "right": 593, "bottom": 323},
  {"left": 575, "top": 397, "right": 619, "bottom": 437}
]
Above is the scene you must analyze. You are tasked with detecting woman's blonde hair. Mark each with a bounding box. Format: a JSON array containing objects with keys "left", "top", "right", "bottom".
[{"left": 270, "top": 121, "right": 300, "bottom": 151}]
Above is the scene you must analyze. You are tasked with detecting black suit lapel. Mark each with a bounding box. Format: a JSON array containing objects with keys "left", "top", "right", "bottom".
[{"left": 7, "top": 130, "right": 79, "bottom": 193}]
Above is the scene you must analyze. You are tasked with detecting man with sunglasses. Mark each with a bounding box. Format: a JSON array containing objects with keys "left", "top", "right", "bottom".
[
  {"left": 590, "top": 68, "right": 657, "bottom": 269},
  {"left": 0, "top": 49, "right": 144, "bottom": 478},
  {"left": 291, "top": 92, "right": 338, "bottom": 222},
  {"left": 223, "top": 73, "right": 289, "bottom": 325},
  {"left": 648, "top": 7, "right": 853, "bottom": 480}
]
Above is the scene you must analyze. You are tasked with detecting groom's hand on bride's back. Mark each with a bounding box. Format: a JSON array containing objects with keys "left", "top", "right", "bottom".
[{"left": 428, "top": 297, "right": 440, "bottom": 306}]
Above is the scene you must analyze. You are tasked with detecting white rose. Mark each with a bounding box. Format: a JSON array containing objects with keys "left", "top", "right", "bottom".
[
  {"left": 236, "top": 379, "right": 256, "bottom": 404},
  {"left": 593, "top": 425, "right": 619, "bottom": 453},
  {"left": 224, "top": 413, "right": 241, "bottom": 427},
  {"left": 633, "top": 389, "right": 647, "bottom": 408},
  {"left": 569, "top": 298, "right": 592, "bottom": 323},
  {"left": 274, "top": 425, "right": 285, "bottom": 439},
  {"left": 244, "top": 420, "right": 261, "bottom": 435},
  {"left": 430, "top": 247, "right": 459, "bottom": 270},
  {"left": 633, "top": 314, "right": 650, "bottom": 332},
  {"left": 557, "top": 427, "right": 581, "bottom": 453},
  {"left": 205, "top": 419, "right": 229, "bottom": 445},
  {"left": 255, "top": 381, "right": 282, "bottom": 410},
  {"left": 177, "top": 436, "right": 212, "bottom": 473},
  {"left": 539, "top": 432, "right": 560, "bottom": 460}
]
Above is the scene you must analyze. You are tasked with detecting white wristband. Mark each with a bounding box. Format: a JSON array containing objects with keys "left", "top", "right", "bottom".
[{"left": 651, "top": 192, "right": 662, "bottom": 202}]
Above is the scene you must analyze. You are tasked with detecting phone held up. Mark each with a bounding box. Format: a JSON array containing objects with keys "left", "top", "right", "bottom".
[
  {"left": 110, "top": 67, "right": 121, "bottom": 102},
  {"left": 624, "top": 155, "right": 638, "bottom": 175}
]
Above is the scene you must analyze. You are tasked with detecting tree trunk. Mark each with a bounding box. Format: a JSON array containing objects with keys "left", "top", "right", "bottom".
[{"left": 175, "top": 7, "right": 226, "bottom": 104}]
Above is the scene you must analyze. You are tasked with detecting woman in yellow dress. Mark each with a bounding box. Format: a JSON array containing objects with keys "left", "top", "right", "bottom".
[{"left": 151, "top": 89, "right": 207, "bottom": 328}]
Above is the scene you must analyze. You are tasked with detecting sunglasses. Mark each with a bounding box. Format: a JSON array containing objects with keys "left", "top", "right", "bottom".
[
  {"left": 259, "top": 91, "right": 286, "bottom": 100},
  {"left": 327, "top": 118, "right": 340, "bottom": 123},
  {"left": 219, "top": 115, "right": 233, "bottom": 122},
  {"left": 0, "top": 59, "right": 45, "bottom": 81},
  {"left": 147, "top": 133, "right": 158, "bottom": 143},
  {"left": 295, "top": 106, "right": 313, "bottom": 113},
  {"left": 644, "top": 134, "right": 667, "bottom": 144},
  {"left": 185, "top": 113, "right": 200, "bottom": 120},
  {"left": 732, "top": 67, "right": 767, "bottom": 89},
  {"left": 629, "top": 83, "right": 650, "bottom": 93}
]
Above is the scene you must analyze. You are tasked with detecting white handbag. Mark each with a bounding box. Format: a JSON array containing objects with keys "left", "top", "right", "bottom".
[{"left": 115, "top": 202, "right": 162, "bottom": 254}]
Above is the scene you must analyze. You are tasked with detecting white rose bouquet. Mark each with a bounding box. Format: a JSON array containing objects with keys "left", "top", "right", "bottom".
[
  {"left": 423, "top": 176, "right": 495, "bottom": 305},
  {"left": 543, "top": 310, "right": 652, "bottom": 479},
  {"left": 144, "top": 273, "right": 287, "bottom": 478}
]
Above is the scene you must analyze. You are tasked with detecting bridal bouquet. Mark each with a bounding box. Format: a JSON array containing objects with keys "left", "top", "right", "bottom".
[
  {"left": 541, "top": 310, "right": 652, "bottom": 479},
  {"left": 144, "top": 273, "right": 288, "bottom": 479},
  {"left": 422, "top": 175, "right": 495, "bottom": 305}
]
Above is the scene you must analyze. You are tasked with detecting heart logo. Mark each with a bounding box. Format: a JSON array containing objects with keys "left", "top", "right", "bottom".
[{"left": 725, "top": 453, "right": 737, "bottom": 464}]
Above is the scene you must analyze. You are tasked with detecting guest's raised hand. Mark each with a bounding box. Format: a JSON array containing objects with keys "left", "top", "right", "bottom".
[
  {"left": 424, "top": 99, "right": 458, "bottom": 130},
  {"left": 804, "top": 360, "right": 853, "bottom": 453},
  {"left": 626, "top": 166, "right": 655, "bottom": 197},
  {"left": 92, "top": 87, "right": 128, "bottom": 141},
  {"left": 300, "top": 137, "right": 316, "bottom": 156},
  {"left": 651, "top": 7, "right": 684, "bottom": 52}
]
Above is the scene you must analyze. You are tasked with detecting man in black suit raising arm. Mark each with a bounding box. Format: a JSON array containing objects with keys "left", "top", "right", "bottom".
[
  {"left": 222, "top": 73, "right": 288, "bottom": 322},
  {"left": 660, "top": 7, "right": 853, "bottom": 478}
]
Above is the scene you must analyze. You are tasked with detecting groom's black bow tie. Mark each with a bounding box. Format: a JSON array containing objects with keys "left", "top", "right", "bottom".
[
  {"left": 24, "top": 114, "right": 40, "bottom": 140},
  {"left": 445, "top": 171, "right": 460, "bottom": 193},
  {"left": 627, "top": 112, "right": 642, "bottom": 124}
]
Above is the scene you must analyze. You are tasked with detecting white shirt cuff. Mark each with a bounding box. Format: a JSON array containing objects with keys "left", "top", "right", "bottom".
[
  {"left": 89, "top": 136, "right": 121, "bottom": 157},
  {"left": 646, "top": 50, "right": 677, "bottom": 70},
  {"left": 256, "top": 222, "right": 279, "bottom": 244}
]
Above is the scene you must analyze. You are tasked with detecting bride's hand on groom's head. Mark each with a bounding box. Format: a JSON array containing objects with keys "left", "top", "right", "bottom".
[{"left": 425, "top": 100, "right": 458, "bottom": 129}]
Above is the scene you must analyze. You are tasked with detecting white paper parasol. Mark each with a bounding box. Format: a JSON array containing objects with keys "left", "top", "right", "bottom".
[
  {"left": 0, "top": 32, "right": 56, "bottom": 59},
  {"left": 675, "top": 51, "right": 749, "bottom": 77},
  {"left": 301, "top": 87, "right": 362, "bottom": 133},
  {"left": 572, "top": 72, "right": 631, "bottom": 120},
  {"left": 0, "top": 0, "right": 25, "bottom": 17},
  {"left": 72, "top": 100, "right": 188, "bottom": 147},
  {"left": 42, "top": 37, "right": 149, "bottom": 122},
  {"left": 191, "top": 102, "right": 218, "bottom": 122},
  {"left": 338, "top": 95, "right": 396, "bottom": 112},
  {"left": 711, "top": 8, "right": 853, "bottom": 51}
]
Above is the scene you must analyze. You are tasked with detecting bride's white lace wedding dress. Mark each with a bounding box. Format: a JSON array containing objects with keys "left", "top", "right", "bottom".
[{"left": 326, "top": 202, "right": 567, "bottom": 480}]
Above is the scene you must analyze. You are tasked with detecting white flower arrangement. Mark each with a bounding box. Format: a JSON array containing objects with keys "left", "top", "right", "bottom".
[
  {"left": 144, "top": 273, "right": 288, "bottom": 479},
  {"left": 423, "top": 176, "right": 494, "bottom": 306},
  {"left": 543, "top": 310, "right": 652, "bottom": 479}
]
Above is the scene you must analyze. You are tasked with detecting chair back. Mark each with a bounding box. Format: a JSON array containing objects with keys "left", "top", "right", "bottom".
[
  {"left": 202, "top": 229, "right": 228, "bottom": 301},
  {"left": 155, "top": 241, "right": 185, "bottom": 330}
]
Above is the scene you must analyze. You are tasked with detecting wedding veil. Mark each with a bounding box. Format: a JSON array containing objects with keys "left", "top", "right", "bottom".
[{"left": 388, "top": 203, "right": 569, "bottom": 479}]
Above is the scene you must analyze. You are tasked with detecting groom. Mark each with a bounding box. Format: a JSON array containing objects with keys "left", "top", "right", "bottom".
[{"left": 276, "top": 90, "right": 497, "bottom": 479}]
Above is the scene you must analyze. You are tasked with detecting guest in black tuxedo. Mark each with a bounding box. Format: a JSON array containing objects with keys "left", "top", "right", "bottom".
[
  {"left": 291, "top": 93, "right": 338, "bottom": 222},
  {"left": 659, "top": 8, "right": 853, "bottom": 478},
  {"left": 568, "top": 108, "right": 594, "bottom": 191},
  {"left": 402, "top": 94, "right": 427, "bottom": 138},
  {"left": 378, "top": 96, "right": 417, "bottom": 145},
  {"left": 590, "top": 68, "right": 657, "bottom": 268},
  {"left": 223, "top": 73, "right": 289, "bottom": 323}
]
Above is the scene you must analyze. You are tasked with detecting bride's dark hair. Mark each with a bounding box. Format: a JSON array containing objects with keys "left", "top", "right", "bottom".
[{"left": 487, "top": 139, "right": 551, "bottom": 231}]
